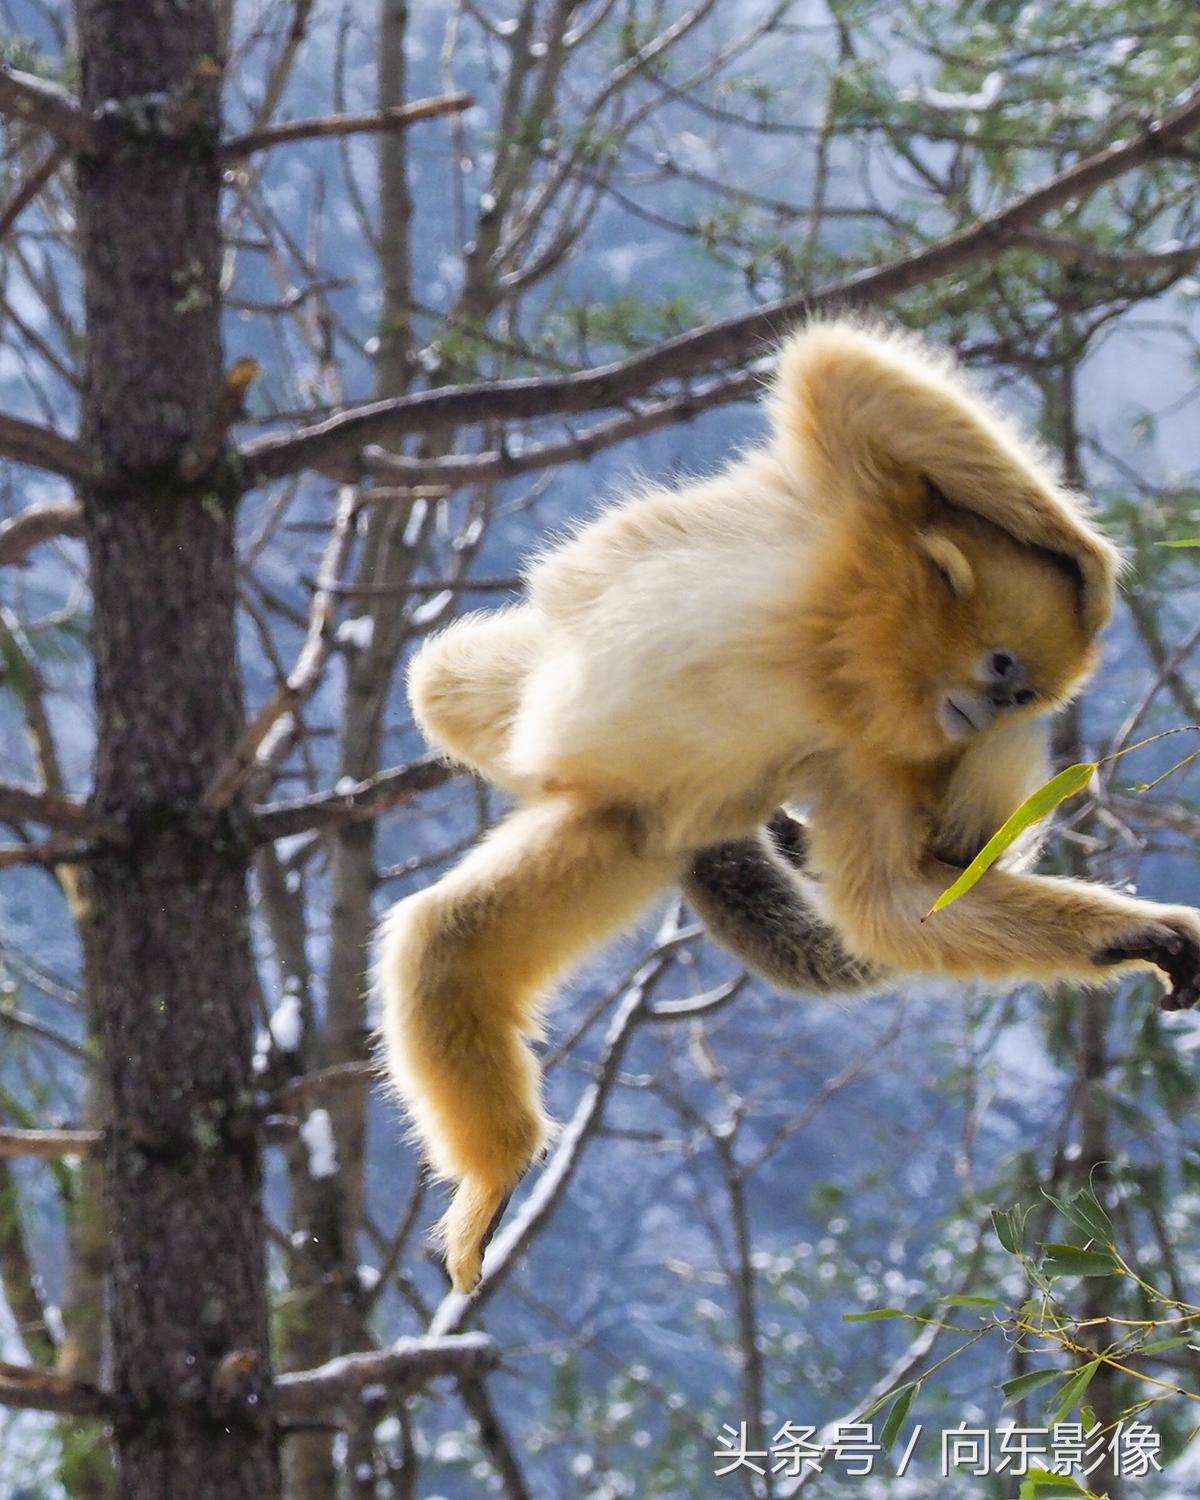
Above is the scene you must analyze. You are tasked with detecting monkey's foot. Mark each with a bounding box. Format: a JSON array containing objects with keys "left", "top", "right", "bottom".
[
  {"left": 1094, "top": 922, "right": 1200, "bottom": 1012},
  {"left": 440, "top": 1178, "right": 519, "bottom": 1293}
]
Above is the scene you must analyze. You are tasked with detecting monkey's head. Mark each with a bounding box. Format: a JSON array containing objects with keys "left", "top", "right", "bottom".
[{"left": 800, "top": 504, "right": 1106, "bottom": 765}]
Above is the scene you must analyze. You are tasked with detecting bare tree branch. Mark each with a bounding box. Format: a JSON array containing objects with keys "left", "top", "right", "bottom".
[
  {"left": 0, "top": 63, "right": 96, "bottom": 153},
  {"left": 362, "top": 370, "right": 761, "bottom": 491},
  {"left": 201, "top": 484, "right": 361, "bottom": 812},
  {"left": 0, "top": 781, "right": 115, "bottom": 838},
  {"left": 0, "top": 413, "right": 89, "bottom": 482},
  {"left": 275, "top": 1332, "right": 499, "bottom": 1423},
  {"left": 239, "top": 79, "right": 1200, "bottom": 487},
  {"left": 0, "top": 501, "right": 84, "bottom": 565},
  {"left": 253, "top": 755, "right": 459, "bottom": 841},
  {"left": 1007, "top": 228, "right": 1200, "bottom": 276},
  {"left": 0, "top": 143, "right": 66, "bottom": 240},
  {"left": 222, "top": 92, "right": 472, "bottom": 161},
  {"left": 272, "top": 1060, "right": 376, "bottom": 1112},
  {"left": 0, "top": 837, "right": 95, "bottom": 870},
  {"left": 0, "top": 1359, "right": 112, "bottom": 1418}
]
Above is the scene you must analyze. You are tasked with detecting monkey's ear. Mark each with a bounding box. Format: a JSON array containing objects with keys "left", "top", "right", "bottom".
[
  {"left": 916, "top": 530, "right": 975, "bottom": 597},
  {"left": 918, "top": 531, "right": 972, "bottom": 594}
]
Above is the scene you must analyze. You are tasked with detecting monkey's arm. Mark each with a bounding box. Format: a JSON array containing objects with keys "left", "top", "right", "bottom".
[
  {"left": 776, "top": 322, "right": 1119, "bottom": 634},
  {"left": 805, "top": 785, "right": 1200, "bottom": 1009},
  {"left": 683, "top": 811, "right": 887, "bottom": 994}
]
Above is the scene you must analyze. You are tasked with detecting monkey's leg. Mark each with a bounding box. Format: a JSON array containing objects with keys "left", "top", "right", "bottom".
[
  {"left": 407, "top": 606, "right": 541, "bottom": 791},
  {"left": 683, "top": 811, "right": 887, "bottom": 995},
  {"left": 378, "top": 796, "right": 676, "bottom": 1291}
]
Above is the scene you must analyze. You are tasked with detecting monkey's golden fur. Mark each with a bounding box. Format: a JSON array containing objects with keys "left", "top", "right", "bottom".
[{"left": 379, "top": 320, "right": 1200, "bottom": 1292}]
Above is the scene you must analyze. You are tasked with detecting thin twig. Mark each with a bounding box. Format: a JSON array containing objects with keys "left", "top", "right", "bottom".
[
  {"left": 254, "top": 756, "right": 459, "bottom": 841},
  {"left": 0, "top": 143, "right": 66, "bottom": 241}
]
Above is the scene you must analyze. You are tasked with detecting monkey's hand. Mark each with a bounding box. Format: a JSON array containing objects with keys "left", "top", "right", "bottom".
[{"left": 1094, "top": 916, "right": 1200, "bottom": 1012}]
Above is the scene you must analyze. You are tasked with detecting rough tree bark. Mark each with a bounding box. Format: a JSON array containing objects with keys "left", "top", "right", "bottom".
[{"left": 74, "top": 3, "right": 278, "bottom": 1496}]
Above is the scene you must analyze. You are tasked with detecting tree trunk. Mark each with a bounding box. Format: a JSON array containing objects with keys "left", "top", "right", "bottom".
[{"left": 74, "top": 3, "right": 278, "bottom": 1496}]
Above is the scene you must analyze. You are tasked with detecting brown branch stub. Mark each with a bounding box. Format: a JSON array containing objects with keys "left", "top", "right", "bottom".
[
  {"left": 222, "top": 92, "right": 473, "bottom": 161},
  {"left": 0, "top": 501, "right": 84, "bottom": 566},
  {"left": 0, "top": 1359, "right": 113, "bottom": 1418},
  {"left": 180, "top": 356, "right": 261, "bottom": 480},
  {"left": 253, "top": 755, "right": 460, "bottom": 841},
  {"left": 275, "top": 1332, "right": 499, "bottom": 1423},
  {"left": 239, "top": 77, "right": 1200, "bottom": 488},
  {"left": 0, "top": 413, "right": 90, "bottom": 483},
  {"left": 0, "top": 63, "right": 97, "bottom": 153}
]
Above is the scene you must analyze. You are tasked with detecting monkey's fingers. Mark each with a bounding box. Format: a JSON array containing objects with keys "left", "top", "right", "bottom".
[{"left": 1094, "top": 921, "right": 1200, "bottom": 1012}]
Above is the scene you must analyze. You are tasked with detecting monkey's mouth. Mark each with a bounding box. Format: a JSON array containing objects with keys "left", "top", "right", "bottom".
[{"left": 937, "top": 692, "right": 994, "bottom": 739}]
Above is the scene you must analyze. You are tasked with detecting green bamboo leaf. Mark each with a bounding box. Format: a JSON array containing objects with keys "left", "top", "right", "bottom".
[
  {"left": 942, "top": 1293, "right": 1002, "bottom": 1308},
  {"left": 1140, "top": 1332, "right": 1198, "bottom": 1355},
  {"left": 843, "top": 1307, "right": 908, "bottom": 1322},
  {"left": 1001, "top": 1368, "right": 1065, "bottom": 1404},
  {"left": 990, "top": 1206, "right": 1020, "bottom": 1254},
  {"left": 1048, "top": 1359, "right": 1100, "bottom": 1424},
  {"left": 880, "top": 1381, "right": 919, "bottom": 1451},
  {"left": 1157, "top": 538, "right": 1200, "bottom": 548},
  {"left": 925, "top": 763, "right": 1096, "bottom": 917},
  {"left": 1041, "top": 1242, "right": 1120, "bottom": 1278},
  {"left": 1045, "top": 1188, "right": 1114, "bottom": 1245}
]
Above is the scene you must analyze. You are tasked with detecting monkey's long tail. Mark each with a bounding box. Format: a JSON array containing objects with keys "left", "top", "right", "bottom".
[{"left": 378, "top": 796, "right": 675, "bottom": 1292}]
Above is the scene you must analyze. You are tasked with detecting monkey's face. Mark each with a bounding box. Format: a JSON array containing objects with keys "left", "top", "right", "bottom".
[
  {"left": 917, "top": 515, "right": 1097, "bottom": 748},
  {"left": 800, "top": 508, "right": 1099, "bottom": 765}
]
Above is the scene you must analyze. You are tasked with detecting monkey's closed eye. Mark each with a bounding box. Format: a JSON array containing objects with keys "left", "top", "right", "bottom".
[{"left": 916, "top": 531, "right": 975, "bottom": 598}]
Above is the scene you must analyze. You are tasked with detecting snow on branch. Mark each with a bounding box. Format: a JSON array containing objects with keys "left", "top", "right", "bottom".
[{"left": 275, "top": 1333, "right": 499, "bottom": 1424}]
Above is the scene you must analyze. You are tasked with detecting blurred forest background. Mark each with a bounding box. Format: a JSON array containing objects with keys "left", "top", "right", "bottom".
[{"left": 1, "top": 0, "right": 1200, "bottom": 1496}]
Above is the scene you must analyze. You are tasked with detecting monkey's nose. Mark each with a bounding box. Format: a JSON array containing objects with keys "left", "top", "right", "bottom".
[{"left": 984, "top": 649, "right": 1035, "bottom": 707}]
